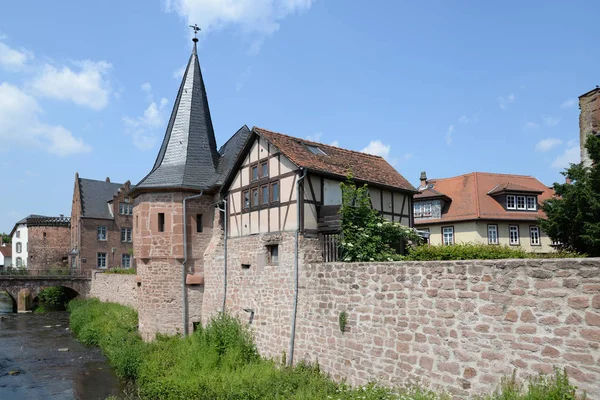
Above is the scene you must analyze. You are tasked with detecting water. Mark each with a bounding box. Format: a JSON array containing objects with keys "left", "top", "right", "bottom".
[{"left": 0, "top": 304, "right": 125, "bottom": 399}]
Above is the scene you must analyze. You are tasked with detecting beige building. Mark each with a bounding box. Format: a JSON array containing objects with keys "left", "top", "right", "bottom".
[{"left": 414, "top": 172, "right": 555, "bottom": 253}]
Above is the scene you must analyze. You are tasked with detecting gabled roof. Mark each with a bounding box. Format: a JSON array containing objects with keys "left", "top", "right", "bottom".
[
  {"left": 414, "top": 187, "right": 451, "bottom": 201},
  {"left": 135, "top": 41, "right": 220, "bottom": 192},
  {"left": 251, "top": 127, "right": 417, "bottom": 192},
  {"left": 79, "top": 178, "right": 125, "bottom": 219},
  {"left": 414, "top": 172, "right": 553, "bottom": 225},
  {"left": 0, "top": 246, "right": 12, "bottom": 257}
]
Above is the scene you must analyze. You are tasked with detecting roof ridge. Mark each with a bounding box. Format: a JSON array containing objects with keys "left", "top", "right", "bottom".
[
  {"left": 429, "top": 171, "right": 536, "bottom": 182},
  {"left": 254, "top": 127, "right": 387, "bottom": 160},
  {"left": 79, "top": 177, "right": 124, "bottom": 186}
]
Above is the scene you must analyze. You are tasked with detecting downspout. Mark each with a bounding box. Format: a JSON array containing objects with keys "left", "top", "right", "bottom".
[
  {"left": 216, "top": 199, "right": 228, "bottom": 313},
  {"left": 288, "top": 168, "right": 307, "bottom": 366},
  {"left": 182, "top": 191, "right": 204, "bottom": 337}
]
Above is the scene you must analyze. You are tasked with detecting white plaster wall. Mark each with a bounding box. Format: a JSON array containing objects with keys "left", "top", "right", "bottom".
[{"left": 12, "top": 224, "right": 28, "bottom": 267}]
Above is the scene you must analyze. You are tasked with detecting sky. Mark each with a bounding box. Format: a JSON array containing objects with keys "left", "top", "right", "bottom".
[{"left": 0, "top": 0, "right": 598, "bottom": 233}]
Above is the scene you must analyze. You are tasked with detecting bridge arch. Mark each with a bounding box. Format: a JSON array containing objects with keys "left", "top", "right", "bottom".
[{"left": 0, "top": 290, "right": 16, "bottom": 313}]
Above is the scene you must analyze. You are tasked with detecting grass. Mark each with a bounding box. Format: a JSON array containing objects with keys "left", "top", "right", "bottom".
[{"left": 69, "top": 299, "right": 585, "bottom": 400}]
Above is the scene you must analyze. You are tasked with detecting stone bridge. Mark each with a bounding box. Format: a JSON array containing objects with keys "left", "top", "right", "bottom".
[{"left": 0, "top": 276, "right": 91, "bottom": 312}]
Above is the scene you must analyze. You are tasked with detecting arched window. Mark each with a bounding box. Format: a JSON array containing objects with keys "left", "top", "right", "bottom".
[
  {"left": 16, "top": 242, "right": 22, "bottom": 253},
  {"left": 16, "top": 257, "right": 22, "bottom": 267}
]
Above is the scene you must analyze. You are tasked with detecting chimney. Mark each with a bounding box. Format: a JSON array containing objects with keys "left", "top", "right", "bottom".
[
  {"left": 419, "top": 171, "right": 428, "bottom": 189},
  {"left": 106, "top": 177, "right": 111, "bottom": 182}
]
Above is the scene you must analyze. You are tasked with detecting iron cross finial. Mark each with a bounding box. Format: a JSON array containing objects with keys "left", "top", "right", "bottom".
[{"left": 189, "top": 24, "right": 201, "bottom": 39}]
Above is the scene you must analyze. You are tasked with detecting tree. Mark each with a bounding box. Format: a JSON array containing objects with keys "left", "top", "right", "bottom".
[
  {"left": 0, "top": 233, "right": 10, "bottom": 244},
  {"left": 339, "top": 174, "right": 420, "bottom": 262},
  {"left": 539, "top": 134, "right": 600, "bottom": 256}
]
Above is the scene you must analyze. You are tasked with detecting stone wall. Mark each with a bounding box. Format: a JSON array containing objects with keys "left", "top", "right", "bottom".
[
  {"left": 203, "top": 255, "right": 600, "bottom": 397},
  {"left": 27, "top": 225, "right": 70, "bottom": 269},
  {"left": 579, "top": 88, "right": 600, "bottom": 168},
  {"left": 89, "top": 271, "right": 138, "bottom": 309}
]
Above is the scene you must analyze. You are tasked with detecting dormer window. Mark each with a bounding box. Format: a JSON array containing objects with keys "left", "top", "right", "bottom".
[
  {"left": 414, "top": 203, "right": 423, "bottom": 217},
  {"left": 516, "top": 196, "right": 526, "bottom": 210},
  {"left": 526, "top": 196, "right": 537, "bottom": 210},
  {"left": 506, "top": 195, "right": 516, "bottom": 210},
  {"left": 306, "top": 144, "right": 327, "bottom": 155},
  {"left": 423, "top": 202, "right": 432, "bottom": 217}
]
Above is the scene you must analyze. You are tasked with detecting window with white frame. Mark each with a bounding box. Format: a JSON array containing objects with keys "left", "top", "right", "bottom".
[
  {"left": 414, "top": 203, "right": 423, "bottom": 217},
  {"left": 442, "top": 226, "right": 454, "bottom": 246},
  {"left": 122, "top": 254, "right": 131, "bottom": 268},
  {"left": 121, "top": 228, "right": 132, "bottom": 242},
  {"left": 97, "top": 252, "right": 107, "bottom": 268},
  {"left": 516, "top": 196, "right": 526, "bottom": 210},
  {"left": 509, "top": 225, "right": 519, "bottom": 245},
  {"left": 16, "top": 257, "right": 22, "bottom": 267},
  {"left": 16, "top": 230, "right": 20, "bottom": 238},
  {"left": 487, "top": 225, "right": 498, "bottom": 244},
  {"left": 506, "top": 195, "right": 516, "bottom": 210},
  {"left": 119, "top": 202, "right": 133, "bottom": 215},
  {"left": 423, "top": 202, "right": 432, "bottom": 216},
  {"left": 530, "top": 226, "right": 540, "bottom": 245},
  {"left": 97, "top": 226, "right": 107, "bottom": 241},
  {"left": 526, "top": 196, "right": 537, "bottom": 210},
  {"left": 16, "top": 242, "right": 22, "bottom": 253}
]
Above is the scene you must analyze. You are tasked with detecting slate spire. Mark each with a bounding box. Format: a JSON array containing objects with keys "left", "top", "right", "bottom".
[{"left": 135, "top": 38, "right": 220, "bottom": 191}]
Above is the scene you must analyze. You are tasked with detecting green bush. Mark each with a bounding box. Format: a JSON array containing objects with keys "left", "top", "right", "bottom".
[
  {"left": 105, "top": 267, "right": 136, "bottom": 275},
  {"left": 38, "top": 286, "right": 70, "bottom": 308},
  {"left": 404, "top": 243, "right": 583, "bottom": 261},
  {"left": 482, "top": 368, "right": 585, "bottom": 400}
]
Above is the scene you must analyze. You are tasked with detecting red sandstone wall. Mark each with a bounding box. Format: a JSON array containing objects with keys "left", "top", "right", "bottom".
[
  {"left": 203, "top": 253, "right": 600, "bottom": 398},
  {"left": 27, "top": 225, "right": 70, "bottom": 269},
  {"left": 89, "top": 271, "right": 138, "bottom": 309}
]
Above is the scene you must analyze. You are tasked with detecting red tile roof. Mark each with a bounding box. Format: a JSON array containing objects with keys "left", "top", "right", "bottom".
[
  {"left": 414, "top": 172, "right": 553, "bottom": 225},
  {"left": 0, "top": 246, "right": 11, "bottom": 257},
  {"left": 254, "top": 127, "right": 417, "bottom": 192}
]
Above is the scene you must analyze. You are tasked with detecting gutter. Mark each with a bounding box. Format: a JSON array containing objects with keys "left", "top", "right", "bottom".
[
  {"left": 288, "top": 168, "right": 307, "bottom": 366},
  {"left": 182, "top": 191, "right": 204, "bottom": 337},
  {"left": 216, "top": 199, "right": 228, "bottom": 313}
]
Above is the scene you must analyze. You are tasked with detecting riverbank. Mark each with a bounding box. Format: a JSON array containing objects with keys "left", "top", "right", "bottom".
[
  {"left": 0, "top": 312, "right": 124, "bottom": 400},
  {"left": 69, "top": 299, "right": 586, "bottom": 400}
]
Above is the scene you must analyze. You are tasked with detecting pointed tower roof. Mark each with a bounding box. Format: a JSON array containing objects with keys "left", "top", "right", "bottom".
[{"left": 135, "top": 40, "right": 220, "bottom": 192}]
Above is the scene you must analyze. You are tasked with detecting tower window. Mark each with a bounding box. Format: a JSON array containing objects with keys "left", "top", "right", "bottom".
[
  {"left": 196, "top": 214, "right": 203, "bottom": 233},
  {"left": 267, "top": 245, "right": 279, "bottom": 264},
  {"left": 158, "top": 213, "right": 165, "bottom": 232}
]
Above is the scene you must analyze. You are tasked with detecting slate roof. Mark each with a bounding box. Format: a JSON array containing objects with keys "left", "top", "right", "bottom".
[
  {"left": 135, "top": 42, "right": 222, "bottom": 192},
  {"left": 253, "top": 127, "right": 417, "bottom": 192},
  {"left": 9, "top": 214, "right": 70, "bottom": 237},
  {"left": 213, "top": 125, "right": 252, "bottom": 187},
  {"left": 414, "top": 172, "right": 553, "bottom": 225},
  {"left": 79, "top": 178, "right": 124, "bottom": 219}
]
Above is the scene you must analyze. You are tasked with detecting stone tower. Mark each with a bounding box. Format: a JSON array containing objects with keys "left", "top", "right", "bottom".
[
  {"left": 579, "top": 87, "right": 600, "bottom": 168},
  {"left": 131, "top": 38, "right": 250, "bottom": 340}
]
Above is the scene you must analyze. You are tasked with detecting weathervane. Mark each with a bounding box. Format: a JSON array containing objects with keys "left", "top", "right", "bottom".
[{"left": 189, "top": 24, "right": 201, "bottom": 42}]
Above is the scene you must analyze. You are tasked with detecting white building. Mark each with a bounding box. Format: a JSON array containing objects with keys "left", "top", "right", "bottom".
[{"left": 10, "top": 215, "right": 34, "bottom": 268}]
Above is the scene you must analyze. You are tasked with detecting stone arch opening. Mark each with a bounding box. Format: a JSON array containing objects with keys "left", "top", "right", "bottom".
[
  {"left": 0, "top": 290, "right": 16, "bottom": 313},
  {"left": 32, "top": 286, "right": 80, "bottom": 311}
]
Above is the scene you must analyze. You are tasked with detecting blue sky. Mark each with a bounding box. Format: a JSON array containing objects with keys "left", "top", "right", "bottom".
[{"left": 0, "top": 0, "right": 598, "bottom": 233}]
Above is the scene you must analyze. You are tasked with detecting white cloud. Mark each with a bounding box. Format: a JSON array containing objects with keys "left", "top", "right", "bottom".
[
  {"left": 498, "top": 93, "right": 515, "bottom": 110},
  {"left": 141, "top": 82, "right": 152, "bottom": 93},
  {"left": 445, "top": 125, "right": 454, "bottom": 146},
  {"left": 124, "top": 84, "right": 169, "bottom": 150},
  {"left": 361, "top": 140, "right": 391, "bottom": 159},
  {"left": 524, "top": 121, "right": 540, "bottom": 130},
  {"left": 173, "top": 64, "right": 186, "bottom": 79},
  {"left": 544, "top": 116, "right": 560, "bottom": 127},
  {"left": 535, "top": 138, "right": 562, "bottom": 152},
  {"left": 0, "top": 82, "right": 91, "bottom": 156},
  {"left": 0, "top": 40, "right": 32, "bottom": 71},
  {"left": 458, "top": 115, "right": 470, "bottom": 123},
  {"left": 551, "top": 140, "right": 580, "bottom": 169},
  {"left": 164, "top": 0, "right": 316, "bottom": 53},
  {"left": 560, "top": 99, "right": 576, "bottom": 109},
  {"left": 330, "top": 140, "right": 339, "bottom": 147},
  {"left": 31, "top": 60, "right": 112, "bottom": 110},
  {"left": 306, "top": 132, "right": 322, "bottom": 142}
]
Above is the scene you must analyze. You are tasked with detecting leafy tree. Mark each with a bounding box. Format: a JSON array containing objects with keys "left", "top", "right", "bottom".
[
  {"left": 1, "top": 233, "right": 10, "bottom": 244},
  {"left": 539, "top": 134, "right": 600, "bottom": 256},
  {"left": 339, "top": 174, "right": 420, "bottom": 262}
]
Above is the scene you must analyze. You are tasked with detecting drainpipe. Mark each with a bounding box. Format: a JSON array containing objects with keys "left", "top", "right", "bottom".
[
  {"left": 216, "top": 199, "right": 228, "bottom": 313},
  {"left": 182, "top": 191, "right": 203, "bottom": 337},
  {"left": 288, "top": 168, "right": 307, "bottom": 366}
]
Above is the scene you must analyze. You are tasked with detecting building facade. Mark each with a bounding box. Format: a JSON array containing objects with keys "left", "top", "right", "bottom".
[
  {"left": 132, "top": 38, "right": 416, "bottom": 341},
  {"left": 9, "top": 215, "right": 70, "bottom": 268},
  {"left": 0, "top": 244, "right": 11, "bottom": 267},
  {"left": 414, "top": 172, "right": 555, "bottom": 253},
  {"left": 579, "top": 87, "right": 600, "bottom": 168},
  {"left": 70, "top": 174, "right": 134, "bottom": 274}
]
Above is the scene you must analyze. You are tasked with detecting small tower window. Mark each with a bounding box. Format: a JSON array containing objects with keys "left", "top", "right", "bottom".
[
  {"left": 158, "top": 213, "right": 165, "bottom": 232},
  {"left": 267, "top": 244, "right": 279, "bottom": 264},
  {"left": 43, "top": 232, "right": 47, "bottom": 239},
  {"left": 196, "top": 214, "right": 203, "bottom": 233}
]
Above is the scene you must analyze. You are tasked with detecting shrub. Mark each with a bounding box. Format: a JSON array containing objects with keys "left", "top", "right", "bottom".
[
  {"left": 105, "top": 267, "right": 136, "bottom": 275},
  {"left": 38, "top": 286, "right": 70, "bottom": 307},
  {"left": 482, "top": 368, "right": 585, "bottom": 400},
  {"left": 404, "top": 243, "right": 583, "bottom": 261}
]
